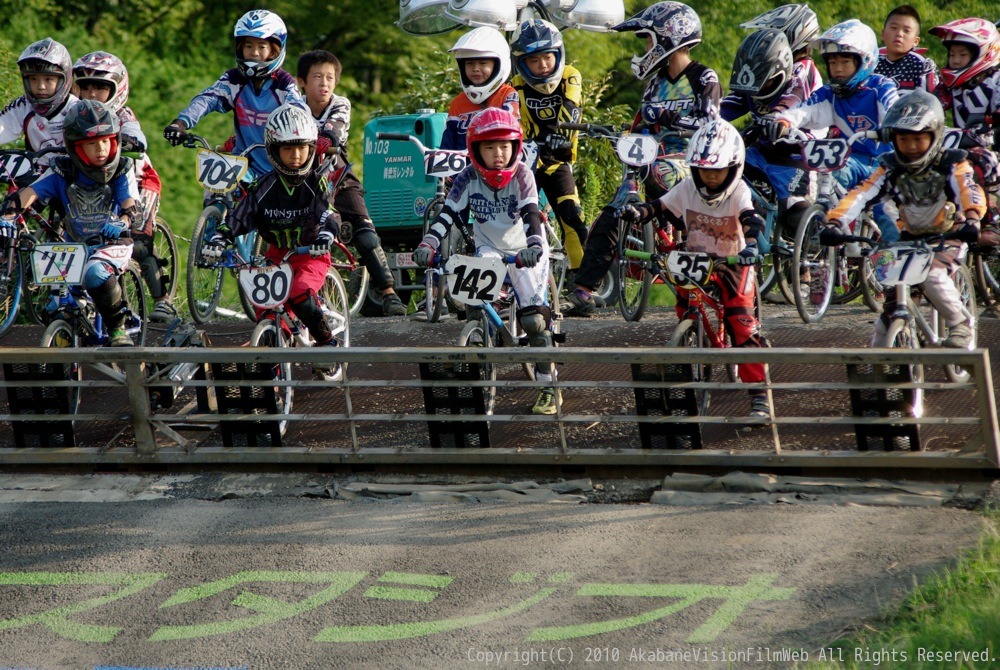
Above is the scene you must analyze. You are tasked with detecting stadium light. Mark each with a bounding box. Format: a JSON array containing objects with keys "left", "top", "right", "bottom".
[
  {"left": 396, "top": 0, "right": 460, "bottom": 36},
  {"left": 444, "top": 0, "right": 519, "bottom": 31},
  {"left": 550, "top": 0, "right": 625, "bottom": 32}
]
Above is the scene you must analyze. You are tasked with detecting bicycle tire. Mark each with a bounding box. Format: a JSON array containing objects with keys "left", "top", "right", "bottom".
[
  {"left": 423, "top": 267, "right": 447, "bottom": 323},
  {"left": 122, "top": 260, "right": 149, "bottom": 347},
  {"left": 248, "top": 318, "right": 294, "bottom": 434},
  {"left": 668, "top": 318, "right": 712, "bottom": 416},
  {"left": 938, "top": 264, "right": 975, "bottom": 384},
  {"left": 236, "top": 232, "right": 263, "bottom": 321},
  {"left": 186, "top": 205, "right": 226, "bottom": 323},
  {"left": 972, "top": 247, "right": 1000, "bottom": 306},
  {"left": 791, "top": 205, "right": 835, "bottom": 323},
  {"left": 878, "top": 317, "right": 925, "bottom": 425},
  {"left": 0, "top": 243, "right": 23, "bottom": 337},
  {"left": 40, "top": 318, "right": 82, "bottom": 415},
  {"left": 331, "top": 242, "right": 368, "bottom": 318},
  {"left": 616, "top": 215, "right": 652, "bottom": 322},
  {"left": 153, "top": 217, "right": 180, "bottom": 302},
  {"left": 316, "top": 268, "right": 350, "bottom": 381},
  {"left": 457, "top": 313, "right": 497, "bottom": 416},
  {"left": 21, "top": 227, "right": 63, "bottom": 327}
]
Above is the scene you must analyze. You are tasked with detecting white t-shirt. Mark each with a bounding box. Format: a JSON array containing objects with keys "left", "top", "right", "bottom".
[{"left": 658, "top": 178, "right": 753, "bottom": 258}]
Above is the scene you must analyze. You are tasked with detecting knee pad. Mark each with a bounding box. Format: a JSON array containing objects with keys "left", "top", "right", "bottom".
[
  {"left": 517, "top": 305, "right": 553, "bottom": 348},
  {"left": 290, "top": 290, "right": 332, "bottom": 342},
  {"left": 354, "top": 229, "right": 394, "bottom": 290},
  {"left": 87, "top": 274, "right": 125, "bottom": 326}
]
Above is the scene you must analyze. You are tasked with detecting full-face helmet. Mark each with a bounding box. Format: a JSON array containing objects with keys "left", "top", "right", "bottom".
[
  {"left": 234, "top": 9, "right": 288, "bottom": 78},
  {"left": 685, "top": 119, "right": 746, "bottom": 206},
  {"left": 63, "top": 99, "right": 121, "bottom": 184},
  {"left": 730, "top": 29, "right": 794, "bottom": 110},
  {"left": 449, "top": 27, "right": 512, "bottom": 105},
  {"left": 612, "top": 2, "right": 702, "bottom": 80},
  {"left": 17, "top": 38, "right": 73, "bottom": 117},
  {"left": 881, "top": 90, "right": 946, "bottom": 173},
  {"left": 264, "top": 104, "right": 318, "bottom": 186},
  {"left": 73, "top": 51, "right": 129, "bottom": 114},
  {"left": 815, "top": 19, "right": 879, "bottom": 97},
  {"left": 510, "top": 19, "right": 565, "bottom": 95},
  {"left": 466, "top": 107, "right": 523, "bottom": 190},
  {"left": 740, "top": 4, "right": 820, "bottom": 55},
  {"left": 930, "top": 18, "right": 1000, "bottom": 89}
]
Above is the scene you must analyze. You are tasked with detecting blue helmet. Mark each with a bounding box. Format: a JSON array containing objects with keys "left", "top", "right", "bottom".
[
  {"left": 816, "top": 19, "right": 878, "bottom": 97},
  {"left": 511, "top": 19, "right": 566, "bottom": 95},
  {"left": 234, "top": 10, "right": 287, "bottom": 78}
]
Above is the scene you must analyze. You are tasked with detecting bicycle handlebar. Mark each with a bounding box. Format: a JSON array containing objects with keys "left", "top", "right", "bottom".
[
  {"left": 625, "top": 248, "right": 742, "bottom": 266},
  {"left": 376, "top": 132, "right": 431, "bottom": 155}
]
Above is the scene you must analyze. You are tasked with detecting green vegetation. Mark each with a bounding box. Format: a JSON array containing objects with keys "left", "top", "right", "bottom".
[{"left": 806, "top": 511, "right": 1000, "bottom": 670}]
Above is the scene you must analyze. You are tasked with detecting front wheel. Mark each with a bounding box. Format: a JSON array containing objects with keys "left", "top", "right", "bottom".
[
  {"left": 878, "top": 317, "right": 925, "bottom": 420},
  {"left": 121, "top": 260, "right": 149, "bottom": 346},
  {"left": 40, "top": 318, "right": 82, "bottom": 414},
  {"left": 248, "top": 319, "right": 294, "bottom": 434},
  {"left": 791, "top": 206, "right": 835, "bottom": 323},
  {"left": 153, "top": 217, "right": 180, "bottom": 301},
  {"left": 458, "top": 315, "right": 497, "bottom": 416},
  {"left": 316, "top": 268, "right": 351, "bottom": 381},
  {"left": 615, "top": 216, "right": 652, "bottom": 322},
  {"left": 0, "top": 244, "right": 24, "bottom": 337},
  {"left": 668, "top": 318, "right": 711, "bottom": 416},
  {"left": 186, "top": 204, "right": 226, "bottom": 323}
]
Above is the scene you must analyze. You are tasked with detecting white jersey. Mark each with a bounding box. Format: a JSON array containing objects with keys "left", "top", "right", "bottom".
[
  {"left": 0, "top": 95, "right": 79, "bottom": 167},
  {"left": 659, "top": 178, "right": 753, "bottom": 258}
]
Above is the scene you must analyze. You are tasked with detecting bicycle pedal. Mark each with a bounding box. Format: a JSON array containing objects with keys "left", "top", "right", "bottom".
[{"left": 552, "top": 332, "right": 567, "bottom": 344}]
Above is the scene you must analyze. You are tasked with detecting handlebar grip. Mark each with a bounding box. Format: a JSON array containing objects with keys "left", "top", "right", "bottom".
[
  {"left": 377, "top": 132, "right": 413, "bottom": 142},
  {"left": 554, "top": 122, "right": 590, "bottom": 132}
]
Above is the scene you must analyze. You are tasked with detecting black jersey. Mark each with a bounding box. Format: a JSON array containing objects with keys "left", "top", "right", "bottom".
[{"left": 228, "top": 170, "right": 340, "bottom": 250}]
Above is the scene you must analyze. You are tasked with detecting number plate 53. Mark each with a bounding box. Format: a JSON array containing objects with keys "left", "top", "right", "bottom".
[
  {"left": 444, "top": 254, "right": 507, "bottom": 306},
  {"left": 239, "top": 263, "right": 292, "bottom": 310},
  {"left": 801, "top": 139, "right": 850, "bottom": 173},
  {"left": 197, "top": 150, "right": 250, "bottom": 194}
]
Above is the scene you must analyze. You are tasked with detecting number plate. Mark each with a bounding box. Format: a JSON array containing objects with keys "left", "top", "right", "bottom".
[
  {"left": 870, "top": 245, "right": 933, "bottom": 286},
  {"left": 395, "top": 252, "right": 418, "bottom": 269},
  {"left": 0, "top": 153, "right": 34, "bottom": 185},
  {"left": 423, "top": 149, "right": 470, "bottom": 178},
  {"left": 238, "top": 263, "right": 292, "bottom": 310},
  {"left": 521, "top": 141, "right": 540, "bottom": 169},
  {"left": 801, "top": 139, "right": 850, "bottom": 173},
  {"left": 941, "top": 128, "right": 963, "bottom": 151},
  {"left": 444, "top": 254, "right": 507, "bottom": 306},
  {"left": 665, "top": 250, "right": 714, "bottom": 288},
  {"left": 31, "top": 243, "right": 87, "bottom": 285},
  {"left": 196, "top": 150, "right": 250, "bottom": 194},
  {"left": 616, "top": 134, "right": 658, "bottom": 167}
]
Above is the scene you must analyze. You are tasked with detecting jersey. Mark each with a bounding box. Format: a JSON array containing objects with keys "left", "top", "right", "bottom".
[
  {"left": 794, "top": 58, "right": 824, "bottom": 96},
  {"left": 658, "top": 178, "right": 756, "bottom": 258},
  {"left": 426, "top": 162, "right": 542, "bottom": 255},
  {"left": 440, "top": 85, "right": 520, "bottom": 152},
  {"left": 512, "top": 64, "right": 583, "bottom": 165},
  {"left": 117, "top": 105, "right": 161, "bottom": 197},
  {"left": 777, "top": 74, "right": 899, "bottom": 162},
  {"left": 828, "top": 150, "right": 986, "bottom": 236},
  {"left": 633, "top": 61, "right": 721, "bottom": 155},
  {"left": 937, "top": 69, "right": 1000, "bottom": 131},
  {"left": 30, "top": 157, "right": 138, "bottom": 241},
  {"left": 876, "top": 48, "right": 938, "bottom": 93},
  {"left": 0, "top": 94, "right": 79, "bottom": 167},
  {"left": 311, "top": 93, "right": 352, "bottom": 147},
  {"left": 227, "top": 170, "right": 340, "bottom": 250},
  {"left": 176, "top": 68, "right": 307, "bottom": 177}
]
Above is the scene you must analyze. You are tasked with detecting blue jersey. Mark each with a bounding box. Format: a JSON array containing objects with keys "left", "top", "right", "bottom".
[
  {"left": 177, "top": 68, "right": 307, "bottom": 178},
  {"left": 777, "top": 74, "right": 898, "bottom": 162},
  {"left": 31, "top": 162, "right": 138, "bottom": 242}
]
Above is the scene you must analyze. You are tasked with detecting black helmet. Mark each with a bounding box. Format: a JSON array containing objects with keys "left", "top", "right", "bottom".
[
  {"left": 881, "top": 90, "right": 946, "bottom": 173},
  {"left": 510, "top": 19, "right": 566, "bottom": 95},
  {"left": 63, "top": 99, "right": 121, "bottom": 184},
  {"left": 730, "top": 29, "right": 793, "bottom": 109}
]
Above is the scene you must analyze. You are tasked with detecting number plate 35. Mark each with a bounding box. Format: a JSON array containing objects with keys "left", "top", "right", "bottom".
[
  {"left": 665, "top": 250, "right": 714, "bottom": 288},
  {"left": 444, "top": 254, "right": 507, "bottom": 306},
  {"left": 197, "top": 150, "right": 250, "bottom": 194},
  {"left": 239, "top": 263, "right": 292, "bottom": 310}
]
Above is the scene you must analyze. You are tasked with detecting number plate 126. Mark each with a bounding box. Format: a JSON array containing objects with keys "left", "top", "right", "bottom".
[{"left": 444, "top": 255, "right": 507, "bottom": 305}]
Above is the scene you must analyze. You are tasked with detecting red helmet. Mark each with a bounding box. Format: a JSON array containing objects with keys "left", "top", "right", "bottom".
[
  {"left": 466, "top": 108, "right": 522, "bottom": 190},
  {"left": 930, "top": 18, "right": 1000, "bottom": 89}
]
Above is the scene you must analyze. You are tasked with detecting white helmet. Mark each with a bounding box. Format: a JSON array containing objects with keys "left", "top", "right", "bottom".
[
  {"left": 815, "top": 19, "right": 879, "bottom": 97},
  {"left": 685, "top": 119, "right": 746, "bottom": 206},
  {"left": 264, "top": 104, "right": 318, "bottom": 185},
  {"left": 449, "top": 27, "right": 512, "bottom": 104}
]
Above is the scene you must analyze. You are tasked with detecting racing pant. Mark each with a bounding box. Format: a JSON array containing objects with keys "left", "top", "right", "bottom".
[
  {"left": 264, "top": 246, "right": 333, "bottom": 344},
  {"left": 674, "top": 263, "right": 767, "bottom": 385},
  {"left": 535, "top": 161, "right": 587, "bottom": 269},
  {"left": 333, "top": 169, "right": 395, "bottom": 292}
]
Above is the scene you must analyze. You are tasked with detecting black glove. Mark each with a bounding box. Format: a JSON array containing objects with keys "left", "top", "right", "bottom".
[
  {"left": 737, "top": 241, "right": 759, "bottom": 266},
  {"left": 163, "top": 121, "right": 187, "bottom": 146},
  {"left": 640, "top": 103, "right": 677, "bottom": 128},
  {"left": 120, "top": 134, "right": 145, "bottom": 154},
  {"left": 819, "top": 225, "right": 848, "bottom": 246},
  {"left": 619, "top": 203, "right": 653, "bottom": 224},
  {"left": 765, "top": 117, "right": 790, "bottom": 142},
  {"left": 310, "top": 231, "right": 335, "bottom": 257},
  {"left": 951, "top": 220, "right": 981, "bottom": 244}
]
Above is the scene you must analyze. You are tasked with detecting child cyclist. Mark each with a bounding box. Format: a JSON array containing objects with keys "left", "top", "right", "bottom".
[
  {"left": 0, "top": 38, "right": 77, "bottom": 165},
  {"left": 566, "top": 1, "right": 718, "bottom": 316},
  {"left": 411, "top": 108, "right": 560, "bottom": 416},
  {"left": 876, "top": 5, "right": 938, "bottom": 93},
  {"left": 73, "top": 50, "right": 177, "bottom": 323},
  {"left": 440, "top": 26, "right": 520, "bottom": 152},
  {"left": 296, "top": 49, "right": 407, "bottom": 317},
  {"left": 0, "top": 100, "right": 143, "bottom": 346},
  {"left": 618, "top": 119, "right": 771, "bottom": 418},
  {"left": 163, "top": 9, "right": 307, "bottom": 180},
  {"left": 740, "top": 4, "right": 823, "bottom": 104},
  {"left": 510, "top": 19, "right": 589, "bottom": 282},
  {"left": 820, "top": 90, "right": 985, "bottom": 349},
  {"left": 202, "top": 104, "right": 342, "bottom": 359}
]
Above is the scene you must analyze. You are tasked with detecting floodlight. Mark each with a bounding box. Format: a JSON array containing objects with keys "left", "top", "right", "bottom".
[
  {"left": 444, "top": 0, "right": 519, "bottom": 31},
  {"left": 396, "top": 0, "right": 459, "bottom": 36},
  {"left": 550, "top": 0, "right": 625, "bottom": 32}
]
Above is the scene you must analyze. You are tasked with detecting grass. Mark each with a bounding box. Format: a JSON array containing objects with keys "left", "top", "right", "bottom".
[{"left": 805, "top": 510, "right": 1000, "bottom": 669}]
